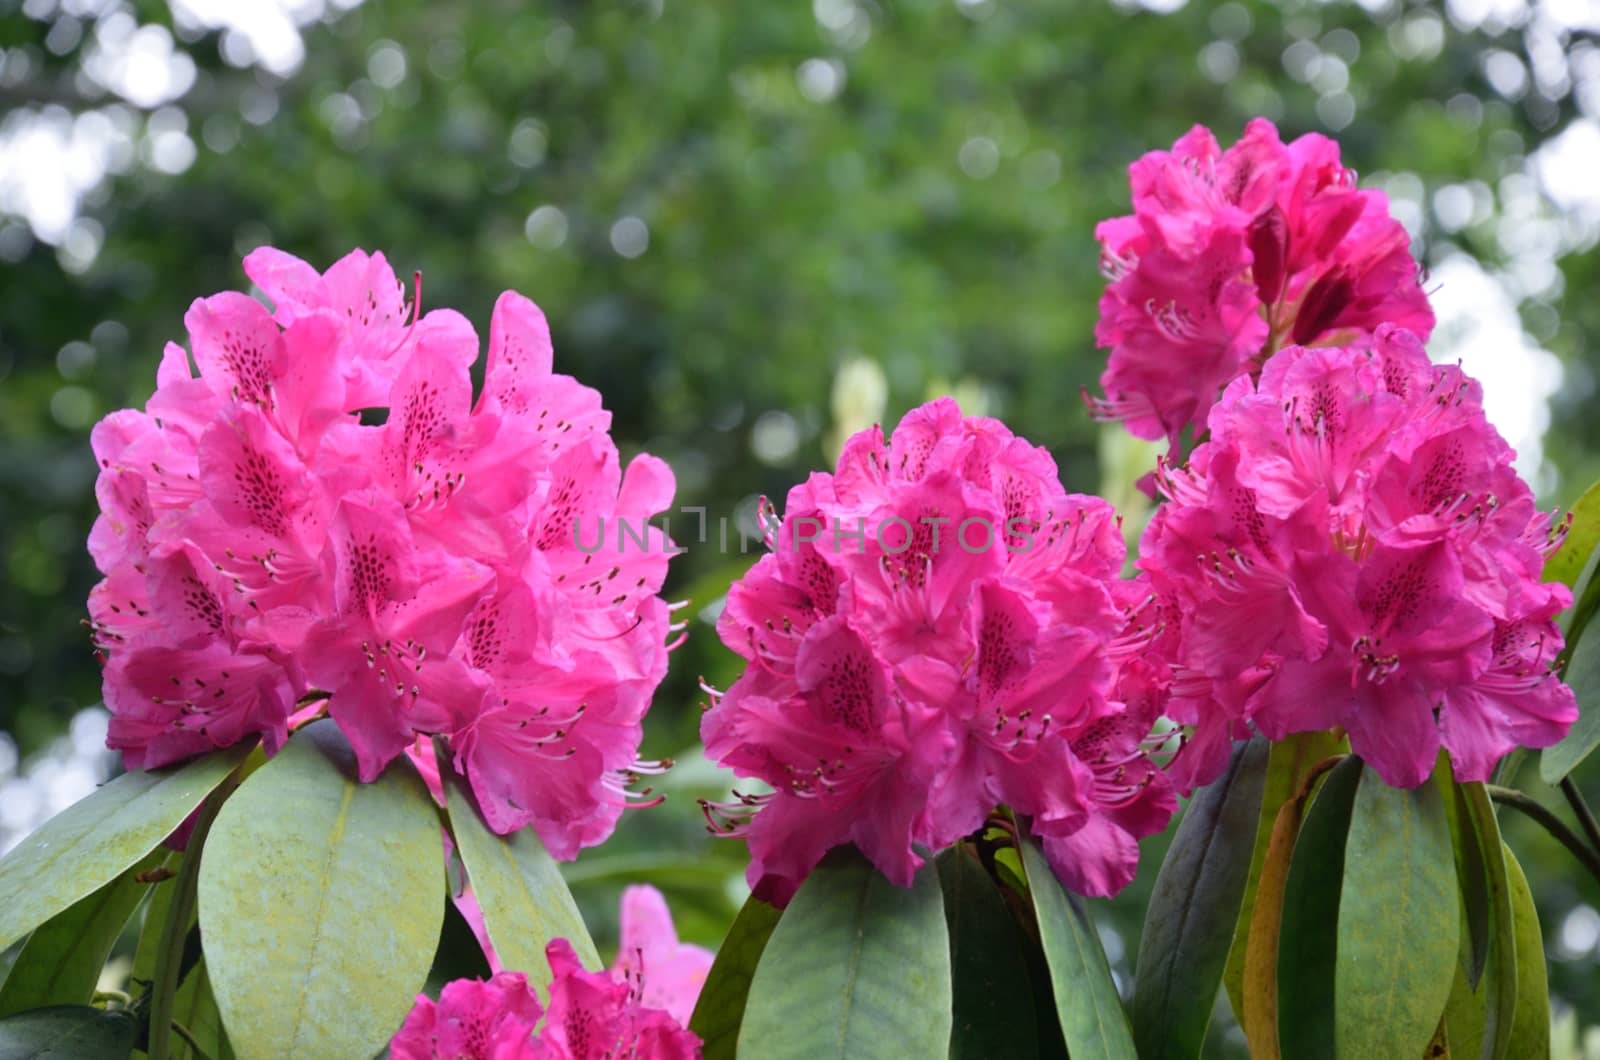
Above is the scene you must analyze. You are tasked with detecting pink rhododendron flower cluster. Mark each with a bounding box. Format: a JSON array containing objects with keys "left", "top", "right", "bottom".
[
  {"left": 700, "top": 398, "right": 1176, "bottom": 905},
  {"left": 87, "top": 248, "right": 678, "bottom": 854},
  {"left": 390, "top": 939, "right": 701, "bottom": 1060},
  {"left": 1141, "top": 325, "right": 1576, "bottom": 790},
  {"left": 1090, "top": 118, "right": 1434, "bottom": 446}
]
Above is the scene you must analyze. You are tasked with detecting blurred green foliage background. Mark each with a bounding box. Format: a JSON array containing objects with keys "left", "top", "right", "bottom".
[{"left": 3, "top": 0, "right": 1600, "bottom": 1044}]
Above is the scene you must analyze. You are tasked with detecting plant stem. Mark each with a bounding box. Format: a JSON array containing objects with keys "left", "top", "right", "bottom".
[
  {"left": 147, "top": 775, "right": 239, "bottom": 1060},
  {"left": 1487, "top": 785, "right": 1600, "bottom": 887},
  {"left": 169, "top": 1018, "right": 215, "bottom": 1060},
  {"left": 1559, "top": 776, "right": 1600, "bottom": 858}
]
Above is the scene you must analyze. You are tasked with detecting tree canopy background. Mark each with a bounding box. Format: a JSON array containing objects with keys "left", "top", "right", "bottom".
[{"left": 2, "top": 0, "right": 1598, "bottom": 1044}]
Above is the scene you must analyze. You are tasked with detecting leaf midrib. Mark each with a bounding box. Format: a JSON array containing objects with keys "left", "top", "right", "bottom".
[
  {"left": 286, "top": 778, "right": 356, "bottom": 1054},
  {"left": 1376, "top": 793, "right": 1415, "bottom": 1027},
  {"left": 832, "top": 873, "right": 874, "bottom": 1058}
]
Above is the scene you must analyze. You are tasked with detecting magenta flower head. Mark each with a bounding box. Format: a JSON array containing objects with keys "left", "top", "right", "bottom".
[
  {"left": 87, "top": 248, "right": 679, "bottom": 854},
  {"left": 535, "top": 939, "right": 702, "bottom": 1060},
  {"left": 701, "top": 398, "right": 1176, "bottom": 905},
  {"left": 390, "top": 936, "right": 702, "bottom": 1060},
  {"left": 1142, "top": 325, "right": 1575, "bottom": 791},
  {"left": 1090, "top": 118, "right": 1433, "bottom": 446},
  {"left": 390, "top": 971, "right": 545, "bottom": 1060}
]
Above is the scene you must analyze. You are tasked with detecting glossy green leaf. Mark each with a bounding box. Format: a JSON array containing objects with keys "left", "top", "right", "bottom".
[
  {"left": 171, "top": 961, "right": 232, "bottom": 1060},
  {"left": 128, "top": 857, "right": 183, "bottom": 999},
  {"left": 1240, "top": 771, "right": 1315, "bottom": 1058},
  {"left": 1503, "top": 846, "right": 1549, "bottom": 1060},
  {"left": 1222, "top": 731, "right": 1344, "bottom": 1020},
  {"left": 1274, "top": 755, "right": 1363, "bottom": 1060},
  {"left": 739, "top": 847, "right": 951, "bottom": 1060},
  {"left": 1018, "top": 837, "right": 1136, "bottom": 1060},
  {"left": 0, "top": 748, "right": 246, "bottom": 951},
  {"left": 198, "top": 721, "right": 445, "bottom": 1060},
  {"left": 444, "top": 773, "right": 599, "bottom": 972},
  {"left": 1443, "top": 903, "right": 1490, "bottom": 1060},
  {"left": 148, "top": 777, "right": 234, "bottom": 1060},
  {"left": 128, "top": 860, "right": 218, "bottom": 1060},
  {"left": 1334, "top": 769, "right": 1460, "bottom": 1059},
  {"left": 688, "top": 893, "right": 782, "bottom": 1060},
  {"left": 1565, "top": 547, "right": 1600, "bottom": 648},
  {"left": 938, "top": 846, "right": 1038, "bottom": 1060},
  {"left": 1537, "top": 481, "right": 1600, "bottom": 784},
  {"left": 135, "top": 958, "right": 233, "bottom": 1060},
  {"left": 0, "top": 1005, "right": 138, "bottom": 1058},
  {"left": 1444, "top": 775, "right": 1491, "bottom": 989},
  {"left": 1459, "top": 782, "right": 1517, "bottom": 1057},
  {"left": 1133, "top": 737, "right": 1267, "bottom": 1060},
  {"left": 1540, "top": 608, "right": 1600, "bottom": 782},
  {"left": 1542, "top": 477, "right": 1600, "bottom": 591},
  {"left": 0, "top": 850, "right": 164, "bottom": 1017}
]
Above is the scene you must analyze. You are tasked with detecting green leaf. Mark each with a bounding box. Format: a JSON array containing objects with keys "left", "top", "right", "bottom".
[
  {"left": 148, "top": 778, "right": 233, "bottom": 1060},
  {"left": 937, "top": 846, "right": 1038, "bottom": 1060},
  {"left": 688, "top": 893, "right": 782, "bottom": 1060},
  {"left": 128, "top": 857, "right": 183, "bottom": 997},
  {"left": 0, "top": 850, "right": 166, "bottom": 1017},
  {"left": 1536, "top": 480, "right": 1600, "bottom": 784},
  {"left": 1274, "top": 754, "right": 1363, "bottom": 1060},
  {"left": 1503, "top": 845, "right": 1549, "bottom": 1060},
  {"left": 1540, "top": 609, "right": 1600, "bottom": 782},
  {"left": 1458, "top": 782, "right": 1517, "bottom": 1057},
  {"left": 444, "top": 772, "right": 599, "bottom": 972},
  {"left": 171, "top": 961, "right": 232, "bottom": 1060},
  {"left": 198, "top": 721, "right": 444, "bottom": 1060},
  {"left": 1334, "top": 767, "right": 1460, "bottom": 1059},
  {"left": 134, "top": 958, "right": 233, "bottom": 1060},
  {"left": 1542, "top": 476, "right": 1600, "bottom": 591},
  {"left": 1132, "top": 737, "right": 1266, "bottom": 1060},
  {"left": 1444, "top": 776, "right": 1491, "bottom": 989},
  {"left": 0, "top": 1005, "right": 138, "bottom": 1058},
  {"left": 1222, "top": 731, "right": 1344, "bottom": 1020},
  {"left": 1239, "top": 762, "right": 1316, "bottom": 1059},
  {"left": 738, "top": 847, "right": 952, "bottom": 1060},
  {"left": 1565, "top": 549, "right": 1600, "bottom": 647},
  {"left": 1017, "top": 836, "right": 1136, "bottom": 1060},
  {"left": 1443, "top": 933, "right": 1489, "bottom": 1060},
  {"left": 0, "top": 748, "right": 246, "bottom": 951}
]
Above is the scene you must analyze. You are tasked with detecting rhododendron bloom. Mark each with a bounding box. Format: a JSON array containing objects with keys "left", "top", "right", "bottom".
[
  {"left": 701, "top": 399, "right": 1175, "bottom": 903},
  {"left": 391, "top": 938, "right": 702, "bottom": 1060},
  {"left": 537, "top": 939, "right": 701, "bottom": 1060},
  {"left": 1142, "top": 326, "right": 1575, "bottom": 790},
  {"left": 1091, "top": 118, "right": 1434, "bottom": 446},
  {"left": 391, "top": 971, "right": 545, "bottom": 1060},
  {"left": 87, "top": 248, "right": 678, "bottom": 854},
  {"left": 609, "top": 885, "right": 713, "bottom": 1027}
]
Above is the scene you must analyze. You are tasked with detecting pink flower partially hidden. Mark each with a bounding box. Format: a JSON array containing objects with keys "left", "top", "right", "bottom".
[
  {"left": 1090, "top": 118, "right": 1433, "bottom": 446},
  {"left": 450, "top": 880, "right": 711, "bottom": 1029},
  {"left": 391, "top": 938, "right": 702, "bottom": 1060},
  {"left": 700, "top": 398, "right": 1176, "bottom": 904},
  {"left": 609, "top": 886, "right": 713, "bottom": 1027},
  {"left": 87, "top": 248, "right": 679, "bottom": 856},
  {"left": 1142, "top": 326, "right": 1575, "bottom": 790}
]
